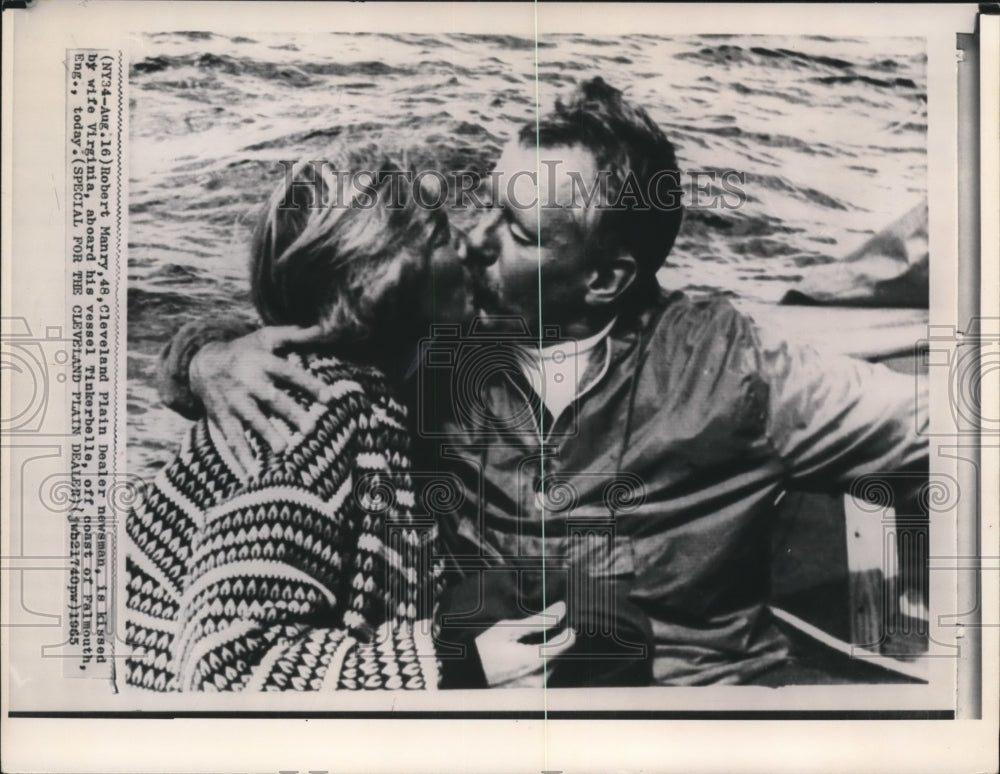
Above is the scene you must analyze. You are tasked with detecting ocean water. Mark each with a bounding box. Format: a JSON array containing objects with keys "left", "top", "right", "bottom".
[{"left": 126, "top": 31, "right": 927, "bottom": 480}]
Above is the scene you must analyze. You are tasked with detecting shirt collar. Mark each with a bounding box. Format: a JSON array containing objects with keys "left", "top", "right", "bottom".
[
  {"left": 517, "top": 317, "right": 618, "bottom": 403},
  {"left": 531, "top": 317, "right": 618, "bottom": 362}
]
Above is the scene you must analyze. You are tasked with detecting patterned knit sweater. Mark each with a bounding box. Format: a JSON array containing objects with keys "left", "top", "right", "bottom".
[{"left": 125, "top": 352, "right": 441, "bottom": 692}]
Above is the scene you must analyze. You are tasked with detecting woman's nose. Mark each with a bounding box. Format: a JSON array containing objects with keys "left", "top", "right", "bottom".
[
  {"left": 452, "top": 227, "right": 469, "bottom": 261},
  {"left": 463, "top": 209, "right": 501, "bottom": 267}
]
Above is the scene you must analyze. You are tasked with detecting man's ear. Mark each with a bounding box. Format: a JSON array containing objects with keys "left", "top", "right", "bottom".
[{"left": 584, "top": 252, "right": 638, "bottom": 307}]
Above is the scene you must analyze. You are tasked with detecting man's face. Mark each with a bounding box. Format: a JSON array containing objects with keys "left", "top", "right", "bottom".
[{"left": 464, "top": 140, "right": 603, "bottom": 337}]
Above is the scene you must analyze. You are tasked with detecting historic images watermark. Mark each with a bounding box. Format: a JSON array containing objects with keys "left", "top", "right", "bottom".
[{"left": 274, "top": 161, "right": 747, "bottom": 213}]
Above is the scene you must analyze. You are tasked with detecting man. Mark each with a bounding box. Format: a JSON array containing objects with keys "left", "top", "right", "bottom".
[{"left": 158, "top": 77, "right": 927, "bottom": 686}]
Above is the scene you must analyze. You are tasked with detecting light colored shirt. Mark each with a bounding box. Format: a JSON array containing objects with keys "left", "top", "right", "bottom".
[{"left": 517, "top": 317, "right": 617, "bottom": 424}]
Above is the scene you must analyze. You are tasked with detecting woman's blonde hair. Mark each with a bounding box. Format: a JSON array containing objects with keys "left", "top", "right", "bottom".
[{"left": 250, "top": 148, "right": 449, "bottom": 344}]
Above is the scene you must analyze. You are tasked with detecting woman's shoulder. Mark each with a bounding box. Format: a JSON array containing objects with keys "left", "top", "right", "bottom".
[
  {"left": 286, "top": 350, "right": 406, "bottom": 426},
  {"left": 245, "top": 351, "right": 409, "bottom": 482},
  {"left": 294, "top": 351, "right": 393, "bottom": 396}
]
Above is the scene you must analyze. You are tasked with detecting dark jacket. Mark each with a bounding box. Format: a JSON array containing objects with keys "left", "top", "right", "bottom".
[{"left": 159, "top": 290, "right": 928, "bottom": 685}]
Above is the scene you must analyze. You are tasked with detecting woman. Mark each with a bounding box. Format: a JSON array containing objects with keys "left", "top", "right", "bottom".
[{"left": 125, "top": 150, "right": 469, "bottom": 692}]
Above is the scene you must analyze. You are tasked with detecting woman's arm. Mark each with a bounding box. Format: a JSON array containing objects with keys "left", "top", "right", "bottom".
[
  {"left": 124, "top": 419, "right": 247, "bottom": 691},
  {"left": 171, "top": 365, "right": 440, "bottom": 691}
]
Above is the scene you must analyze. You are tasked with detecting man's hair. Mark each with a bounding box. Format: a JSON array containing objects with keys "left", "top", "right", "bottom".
[
  {"left": 250, "top": 151, "right": 448, "bottom": 344},
  {"left": 520, "top": 77, "right": 684, "bottom": 290}
]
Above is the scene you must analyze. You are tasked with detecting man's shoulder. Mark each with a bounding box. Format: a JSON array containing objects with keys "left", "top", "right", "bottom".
[
  {"left": 645, "top": 290, "right": 757, "bottom": 353},
  {"left": 622, "top": 290, "right": 770, "bottom": 434}
]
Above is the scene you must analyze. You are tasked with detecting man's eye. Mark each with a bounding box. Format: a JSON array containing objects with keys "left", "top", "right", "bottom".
[{"left": 505, "top": 214, "right": 536, "bottom": 245}]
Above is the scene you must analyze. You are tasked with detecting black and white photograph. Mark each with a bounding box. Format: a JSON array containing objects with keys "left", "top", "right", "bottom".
[
  {"left": 1, "top": 2, "right": 997, "bottom": 772},
  {"left": 124, "top": 27, "right": 935, "bottom": 697}
]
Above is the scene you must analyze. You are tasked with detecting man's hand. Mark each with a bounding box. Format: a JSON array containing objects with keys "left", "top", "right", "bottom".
[
  {"left": 190, "top": 325, "right": 331, "bottom": 473},
  {"left": 475, "top": 601, "right": 577, "bottom": 688}
]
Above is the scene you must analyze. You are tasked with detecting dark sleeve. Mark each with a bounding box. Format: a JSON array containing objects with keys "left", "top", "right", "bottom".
[
  {"left": 754, "top": 321, "right": 928, "bottom": 497},
  {"left": 435, "top": 575, "right": 491, "bottom": 689},
  {"left": 156, "top": 318, "right": 258, "bottom": 420}
]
